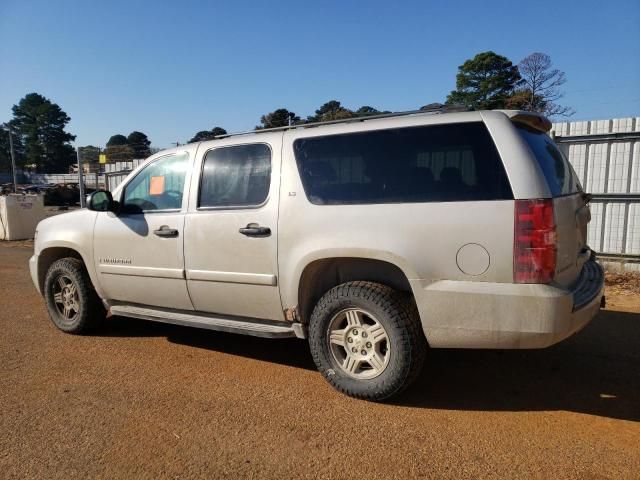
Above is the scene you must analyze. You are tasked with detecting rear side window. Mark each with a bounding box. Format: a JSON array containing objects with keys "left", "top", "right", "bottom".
[
  {"left": 293, "top": 122, "right": 512, "bottom": 205},
  {"left": 516, "top": 124, "right": 582, "bottom": 196},
  {"left": 199, "top": 143, "right": 271, "bottom": 208}
]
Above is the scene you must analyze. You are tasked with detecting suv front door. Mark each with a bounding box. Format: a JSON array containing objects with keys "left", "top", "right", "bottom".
[
  {"left": 184, "top": 135, "right": 283, "bottom": 321},
  {"left": 93, "top": 151, "right": 194, "bottom": 310}
]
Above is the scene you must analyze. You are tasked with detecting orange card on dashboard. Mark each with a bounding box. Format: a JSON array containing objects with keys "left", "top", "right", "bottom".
[{"left": 149, "top": 176, "right": 165, "bottom": 195}]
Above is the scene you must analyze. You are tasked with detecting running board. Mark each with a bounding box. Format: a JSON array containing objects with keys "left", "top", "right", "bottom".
[{"left": 109, "top": 304, "right": 303, "bottom": 339}]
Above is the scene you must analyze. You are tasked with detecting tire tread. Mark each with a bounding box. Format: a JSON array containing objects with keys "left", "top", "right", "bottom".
[{"left": 44, "top": 257, "right": 105, "bottom": 334}]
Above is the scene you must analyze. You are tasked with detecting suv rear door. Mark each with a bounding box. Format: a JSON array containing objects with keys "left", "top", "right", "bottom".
[
  {"left": 515, "top": 123, "right": 590, "bottom": 288},
  {"left": 183, "top": 134, "right": 283, "bottom": 321}
]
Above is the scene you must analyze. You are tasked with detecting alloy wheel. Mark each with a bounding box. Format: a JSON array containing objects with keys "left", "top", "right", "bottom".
[
  {"left": 327, "top": 308, "right": 390, "bottom": 379},
  {"left": 52, "top": 275, "right": 80, "bottom": 324}
]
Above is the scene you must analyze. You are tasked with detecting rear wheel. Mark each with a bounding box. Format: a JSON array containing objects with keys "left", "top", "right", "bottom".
[
  {"left": 44, "top": 257, "right": 106, "bottom": 334},
  {"left": 309, "top": 281, "right": 426, "bottom": 401}
]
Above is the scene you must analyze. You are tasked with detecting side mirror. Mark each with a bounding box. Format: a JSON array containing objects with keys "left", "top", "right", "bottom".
[{"left": 87, "top": 190, "right": 115, "bottom": 212}]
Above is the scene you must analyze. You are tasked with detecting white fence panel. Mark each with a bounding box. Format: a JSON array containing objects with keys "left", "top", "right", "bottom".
[
  {"left": 631, "top": 142, "right": 640, "bottom": 193},
  {"left": 586, "top": 143, "right": 608, "bottom": 192},
  {"left": 627, "top": 204, "right": 640, "bottom": 255},
  {"left": 587, "top": 202, "right": 604, "bottom": 252},
  {"left": 553, "top": 117, "right": 640, "bottom": 259}
]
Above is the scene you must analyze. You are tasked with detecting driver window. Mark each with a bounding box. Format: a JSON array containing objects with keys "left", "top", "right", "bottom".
[{"left": 122, "top": 153, "right": 189, "bottom": 213}]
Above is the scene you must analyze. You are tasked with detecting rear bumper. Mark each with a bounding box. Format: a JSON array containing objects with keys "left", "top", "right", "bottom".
[{"left": 412, "top": 260, "right": 605, "bottom": 349}]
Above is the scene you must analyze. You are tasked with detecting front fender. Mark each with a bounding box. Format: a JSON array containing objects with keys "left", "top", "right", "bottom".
[{"left": 34, "top": 210, "right": 104, "bottom": 298}]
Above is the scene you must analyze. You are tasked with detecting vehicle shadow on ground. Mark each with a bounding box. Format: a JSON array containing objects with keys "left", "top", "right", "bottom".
[
  {"left": 396, "top": 309, "right": 640, "bottom": 422},
  {"left": 103, "top": 309, "right": 639, "bottom": 422},
  {"left": 102, "top": 316, "right": 316, "bottom": 372}
]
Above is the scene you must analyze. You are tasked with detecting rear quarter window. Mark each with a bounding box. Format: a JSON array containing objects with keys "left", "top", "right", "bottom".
[
  {"left": 293, "top": 122, "right": 513, "bottom": 205},
  {"left": 516, "top": 124, "right": 582, "bottom": 197}
]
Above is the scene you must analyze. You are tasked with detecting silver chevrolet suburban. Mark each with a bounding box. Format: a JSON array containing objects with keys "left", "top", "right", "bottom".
[{"left": 30, "top": 108, "right": 605, "bottom": 400}]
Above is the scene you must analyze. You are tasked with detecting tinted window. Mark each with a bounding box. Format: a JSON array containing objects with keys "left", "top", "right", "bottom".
[
  {"left": 199, "top": 144, "right": 271, "bottom": 208},
  {"left": 516, "top": 124, "right": 582, "bottom": 196},
  {"left": 123, "top": 153, "right": 188, "bottom": 212},
  {"left": 293, "top": 122, "right": 512, "bottom": 205}
]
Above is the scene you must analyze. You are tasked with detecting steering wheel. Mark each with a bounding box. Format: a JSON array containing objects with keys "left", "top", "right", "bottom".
[
  {"left": 162, "top": 190, "right": 182, "bottom": 208},
  {"left": 164, "top": 190, "right": 182, "bottom": 199}
]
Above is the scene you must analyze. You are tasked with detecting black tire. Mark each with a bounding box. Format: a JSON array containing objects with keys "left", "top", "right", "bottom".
[
  {"left": 43, "top": 257, "right": 106, "bottom": 334},
  {"left": 309, "top": 281, "right": 427, "bottom": 401}
]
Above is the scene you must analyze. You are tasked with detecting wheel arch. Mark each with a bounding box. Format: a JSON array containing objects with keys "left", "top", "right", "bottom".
[
  {"left": 297, "top": 257, "right": 415, "bottom": 324},
  {"left": 38, "top": 246, "right": 89, "bottom": 294}
]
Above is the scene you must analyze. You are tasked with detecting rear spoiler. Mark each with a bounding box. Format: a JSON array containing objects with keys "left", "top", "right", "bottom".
[{"left": 497, "top": 110, "right": 552, "bottom": 133}]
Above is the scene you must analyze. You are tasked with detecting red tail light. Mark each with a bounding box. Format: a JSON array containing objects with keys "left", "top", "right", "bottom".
[{"left": 514, "top": 199, "right": 556, "bottom": 283}]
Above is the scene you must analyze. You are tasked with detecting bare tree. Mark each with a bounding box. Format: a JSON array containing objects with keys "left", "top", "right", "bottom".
[{"left": 516, "top": 52, "right": 574, "bottom": 117}]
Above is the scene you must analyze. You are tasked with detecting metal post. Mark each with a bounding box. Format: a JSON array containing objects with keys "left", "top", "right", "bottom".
[
  {"left": 7, "top": 127, "right": 18, "bottom": 193},
  {"left": 77, "top": 148, "right": 85, "bottom": 207}
]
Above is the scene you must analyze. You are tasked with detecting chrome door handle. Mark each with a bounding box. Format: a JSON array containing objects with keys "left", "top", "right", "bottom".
[
  {"left": 239, "top": 224, "right": 271, "bottom": 237},
  {"left": 153, "top": 225, "right": 179, "bottom": 238}
]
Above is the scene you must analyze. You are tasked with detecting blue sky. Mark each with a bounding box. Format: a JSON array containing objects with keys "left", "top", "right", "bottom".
[{"left": 1, "top": 0, "right": 639, "bottom": 148}]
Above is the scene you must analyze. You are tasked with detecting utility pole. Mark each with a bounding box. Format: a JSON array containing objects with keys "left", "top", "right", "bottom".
[
  {"left": 7, "top": 126, "right": 18, "bottom": 193},
  {"left": 77, "top": 148, "right": 85, "bottom": 207}
]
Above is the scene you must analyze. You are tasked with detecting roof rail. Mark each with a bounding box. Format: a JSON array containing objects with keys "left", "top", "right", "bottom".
[{"left": 212, "top": 104, "right": 471, "bottom": 140}]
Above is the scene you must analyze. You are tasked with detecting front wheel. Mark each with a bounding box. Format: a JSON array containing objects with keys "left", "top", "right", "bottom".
[
  {"left": 308, "top": 281, "right": 427, "bottom": 401},
  {"left": 44, "top": 257, "right": 106, "bottom": 334}
]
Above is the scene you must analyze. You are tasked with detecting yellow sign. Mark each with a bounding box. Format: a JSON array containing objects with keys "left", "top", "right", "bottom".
[{"left": 99, "top": 154, "right": 107, "bottom": 164}]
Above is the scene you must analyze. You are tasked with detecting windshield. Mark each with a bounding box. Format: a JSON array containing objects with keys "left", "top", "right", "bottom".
[{"left": 516, "top": 124, "right": 582, "bottom": 197}]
